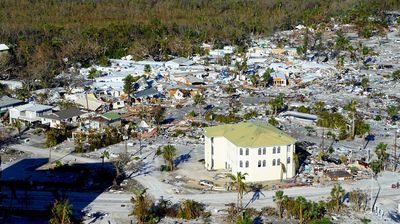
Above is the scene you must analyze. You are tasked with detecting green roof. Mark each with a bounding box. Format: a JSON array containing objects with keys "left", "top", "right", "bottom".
[
  {"left": 204, "top": 122, "right": 296, "bottom": 147},
  {"left": 102, "top": 112, "right": 121, "bottom": 120}
]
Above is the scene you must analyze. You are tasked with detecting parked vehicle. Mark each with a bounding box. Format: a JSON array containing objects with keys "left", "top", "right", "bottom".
[{"left": 199, "top": 180, "right": 214, "bottom": 187}]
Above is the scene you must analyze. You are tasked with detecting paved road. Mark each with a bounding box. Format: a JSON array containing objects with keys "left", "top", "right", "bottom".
[
  {"left": 5, "top": 144, "right": 400, "bottom": 222},
  {"left": 134, "top": 172, "right": 400, "bottom": 211},
  {"left": 7, "top": 144, "right": 98, "bottom": 164}
]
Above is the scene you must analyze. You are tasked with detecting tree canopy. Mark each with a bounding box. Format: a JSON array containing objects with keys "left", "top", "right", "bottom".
[{"left": 0, "top": 0, "right": 398, "bottom": 89}]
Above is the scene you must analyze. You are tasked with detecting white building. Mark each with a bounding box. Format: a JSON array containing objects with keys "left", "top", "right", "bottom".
[
  {"left": 204, "top": 122, "right": 296, "bottom": 182},
  {"left": 9, "top": 103, "right": 53, "bottom": 123}
]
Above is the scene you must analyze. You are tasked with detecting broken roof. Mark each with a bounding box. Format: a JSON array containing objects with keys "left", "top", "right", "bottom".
[
  {"left": 204, "top": 121, "right": 296, "bottom": 147},
  {"left": 0, "top": 96, "right": 23, "bottom": 109},
  {"left": 41, "top": 108, "right": 86, "bottom": 120},
  {"left": 272, "top": 72, "right": 286, "bottom": 79},
  {"left": 133, "top": 87, "right": 159, "bottom": 98},
  {"left": 167, "top": 57, "right": 194, "bottom": 66},
  {"left": 12, "top": 103, "right": 53, "bottom": 112},
  {"left": 0, "top": 44, "right": 9, "bottom": 51},
  {"left": 185, "top": 75, "right": 205, "bottom": 84},
  {"left": 75, "top": 93, "right": 104, "bottom": 111}
]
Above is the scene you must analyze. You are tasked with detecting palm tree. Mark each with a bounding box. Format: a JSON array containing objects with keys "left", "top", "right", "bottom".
[
  {"left": 249, "top": 74, "right": 258, "bottom": 87},
  {"left": 268, "top": 93, "right": 284, "bottom": 115},
  {"left": 295, "top": 196, "right": 307, "bottom": 224},
  {"left": 162, "top": 145, "right": 176, "bottom": 171},
  {"left": 369, "top": 159, "right": 382, "bottom": 213},
  {"left": 14, "top": 119, "right": 22, "bottom": 135},
  {"left": 313, "top": 101, "right": 325, "bottom": 115},
  {"left": 101, "top": 150, "right": 110, "bottom": 167},
  {"left": 280, "top": 162, "right": 286, "bottom": 182},
  {"left": 177, "top": 199, "right": 204, "bottom": 220},
  {"left": 49, "top": 198, "right": 73, "bottom": 224},
  {"left": 282, "top": 196, "right": 295, "bottom": 219},
  {"left": 74, "top": 132, "right": 86, "bottom": 153},
  {"left": 193, "top": 93, "right": 204, "bottom": 117},
  {"left": 375, "top": 142, "right": 388, "bottom": 170},
  {"left": 347, "top": 99, "right": 357, "bottom": 139},
  {"left": 223, "top": 53, "right": 232, "bottom": 66},
  {"left": 330, "top": 183, "right": 345, "bottom": 213},
  {"left": 273, "top": 190, "right": 285, "bottom": 219},
  {"left": 293, "top": 153, "right": 300, "bottom": 174},
  {"left": 123, "top": 74, "right": 135, "bottom": 104},
  {"left": 130, "top": 189, "right": 153, "bottom": 224},
  {"left": 262, "top": 68, "right": 273, "bottom": 87},
  {"left": 227, "top": 172, "right": 248, "bottom": 210},
  {"left": 369, "top": 160, "right": 382, "bottom": 178},
  {"left": 144, "top": 64, "right": 151, "bottom": 73}
]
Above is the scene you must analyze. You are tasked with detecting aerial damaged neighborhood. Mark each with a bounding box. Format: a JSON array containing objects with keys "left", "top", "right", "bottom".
[{"left": 1, "top": 1, "right": 400, "bottom": 223}]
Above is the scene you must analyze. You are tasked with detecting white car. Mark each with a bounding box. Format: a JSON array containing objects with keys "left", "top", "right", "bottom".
[{"left": 199, "top": 180, "right": 214, "bottom": 188}]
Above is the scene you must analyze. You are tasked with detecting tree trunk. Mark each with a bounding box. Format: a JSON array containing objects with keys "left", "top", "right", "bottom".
[
  {"left": 352, "top": 112, "right": 355, "bottom": 139},
  {"left": 321, "top": 126, "right": 325, "bottom": 150},
  {"left": 336, "top": 197, "right": 339, "bottom": 212},
  {"left": 237, "top": 191, "right": 240, "bottom": 212},
  {"left": 299, "top": 203, "right": 303, "bottom": 224},
  {"left": 61, "top": 203, "right": 66, "bottom": 224},
  {"left": 239, "top": 193, "right": 243, "bottom": 211},
  {"left": 49, "top": 147, "right": 52, "bottom": 164},
  {"left": 169, "top": 159, "right": 174, "bottom": 171},
  {"left": 198, "top": 104, "right": 201, "bottom": 119}
]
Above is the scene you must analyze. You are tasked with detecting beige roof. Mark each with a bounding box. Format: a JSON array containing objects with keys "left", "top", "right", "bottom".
[
  {"left": 75, "top": 93, "right": 103, "bottom": 111},
  {"left": 204, "top": 122, "right": 296, "bottom": 147}
]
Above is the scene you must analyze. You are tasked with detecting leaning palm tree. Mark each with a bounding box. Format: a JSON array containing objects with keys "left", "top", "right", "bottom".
[
  {"left": 369, "top": 159, "right": 382, "bottom": 213},
  {"left": 330, "top": 183, "right": 345, "bottom": 213},
  {"left": 375, "top": 142, "right": 388, "bottom": 170},
  {"left": 227, "top": 172, "right": 248, "bottom": 210},
  {"left": 49, "top": 198, "right": 73, "bottom": 224},
  {"left": 100, "top": 150, "right": 110, "bottom": 167},
  {"left": 193, "top": 93, "right": 204, "bottom": 118},
  {"left": 280, "top": 162, "right": 286, "bottom": 182},
  {"left": 162, "top": 145, "right": 177, "bottom": 171}
]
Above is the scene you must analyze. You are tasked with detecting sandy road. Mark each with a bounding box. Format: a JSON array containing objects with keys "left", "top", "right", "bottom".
[{"left": 5, "top": 143, "right": 400, "bottom": 223}]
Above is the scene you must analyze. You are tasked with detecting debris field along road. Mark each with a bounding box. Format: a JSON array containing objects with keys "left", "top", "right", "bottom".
[{"left": 7, "top": 144, "right": 400, "bottom": 215}]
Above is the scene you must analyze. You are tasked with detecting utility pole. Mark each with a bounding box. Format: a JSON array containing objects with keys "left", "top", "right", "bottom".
[
  {"left": 138, "top": 131, "right": 142, "bottom": 155},
  {"left": 0, "top": 155, "right": 3, "bottom": 223},
  {"left": 370, "top": 174, "right": 374, "bottom": 213},
  {"left": 123, "top": 135, "right": 128, "bottom": 154},
  {"left": 85, "top": 93, "right": 89, "bottom": 111},
  {"left": 349, "top": 149, "right": 353, "bottom": 164},
  {"left": 321, "top": 126, "right": 325, "bottom": 151}
]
